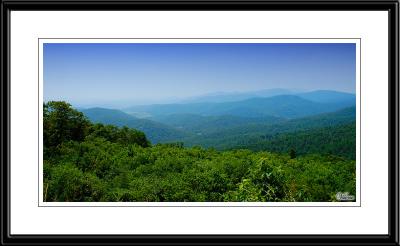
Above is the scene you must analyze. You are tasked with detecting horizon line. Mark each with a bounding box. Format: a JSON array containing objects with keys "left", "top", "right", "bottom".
[{"left": 44, "top": 88, "right": 356, "bottom": 109}]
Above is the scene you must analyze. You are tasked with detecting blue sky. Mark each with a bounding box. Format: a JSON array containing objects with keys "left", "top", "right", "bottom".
[{"left": 44, "top": 43, "right": 356, "bottom": 107}]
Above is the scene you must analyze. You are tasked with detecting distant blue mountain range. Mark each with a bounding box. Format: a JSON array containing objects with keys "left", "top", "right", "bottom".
[
  {"left": 179, "top": 88, "right": 298, "bottom": 103},
  {"left": 81, "top": 89, "right": 356, "bottom": 145},
  {"left": 124, "top": 90, "right": 355, "bottom": 119}
]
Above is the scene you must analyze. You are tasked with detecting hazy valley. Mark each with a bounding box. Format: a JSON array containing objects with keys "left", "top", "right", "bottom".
[{"left": 80, "top": 89, "right": 356, "bottom": 159}]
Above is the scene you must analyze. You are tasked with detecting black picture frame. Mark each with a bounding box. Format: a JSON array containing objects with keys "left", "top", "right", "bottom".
[{"left": 1, "top": 1, "right": 398, "bottom": 245}]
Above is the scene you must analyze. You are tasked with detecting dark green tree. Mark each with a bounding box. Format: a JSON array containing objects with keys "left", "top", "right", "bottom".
[
  {"left": 44, "top": 101, "right": 90, "bottom": 148},
  {"left": 289, "top": 148, "right": 296, "bottom": 159}
]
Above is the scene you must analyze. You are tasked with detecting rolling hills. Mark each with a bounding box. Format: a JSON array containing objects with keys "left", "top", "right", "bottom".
[
  {"left": 44, "top": 101, "right": 357, "bottom": 202},
  {"left": 180, "top": 106, "right": 356, "bottom": 151},
  {"left": 81, "top": 90, "right": 356, "bottom": 156},
  {"left": 82, "top": 108, "right": 191, "bottom": 143},
  {"left": 228, "top": 122, "right": 356, "bottom": 159},
  {"left": 150, "top": 113, "right": 284, "bottom": 135},
  {"left": 124, "top": 90, "right": 355, "bottom": 119},
  {"left": 179, "top": 88, "right": 296, "bottom": 103}
]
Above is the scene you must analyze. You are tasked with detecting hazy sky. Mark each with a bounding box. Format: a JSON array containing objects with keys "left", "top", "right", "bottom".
[{"left": 44, "top": 43, "right": 356, "bottom": 107}]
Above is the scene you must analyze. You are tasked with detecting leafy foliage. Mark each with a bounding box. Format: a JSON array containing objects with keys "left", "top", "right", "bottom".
[
  {"left": 228, "top": 123, "right": 356, "bottom": 159},
  {"left": 180, "top": 107, "right": 356, "bottom": 154},
  {"left": 43, "top": 101, "right": 356, "bottom": 202}
]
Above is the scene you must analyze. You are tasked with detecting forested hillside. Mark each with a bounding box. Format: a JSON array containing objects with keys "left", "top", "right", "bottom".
[
  {"left": 150, "top": 113, "right": 283, "bottom": 134},
  {"left": 44, "top": 101, "right": 356, "bottom": 202},
  {"left": 180, "top": 107, "right": 356, "bottom": 152},
  {"left": 82, "top": 108, "right": 190, "bottom": 143},
  {"left": 228, "top": 123, "right": 356, "bottom": 159}
]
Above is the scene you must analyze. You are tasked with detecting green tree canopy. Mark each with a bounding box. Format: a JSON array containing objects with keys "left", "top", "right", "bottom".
[{"left": 44, "top": 101, "right": 90, "bottom": 149}]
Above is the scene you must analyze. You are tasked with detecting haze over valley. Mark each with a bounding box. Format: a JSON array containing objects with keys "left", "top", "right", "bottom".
[{"left": 79, "top": 89, "right": 356, "bottom": 159}]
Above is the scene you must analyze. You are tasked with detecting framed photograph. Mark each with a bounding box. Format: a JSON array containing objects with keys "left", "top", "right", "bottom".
[{"left": 1, "top": 0, "right": 398, "bottom": 245}]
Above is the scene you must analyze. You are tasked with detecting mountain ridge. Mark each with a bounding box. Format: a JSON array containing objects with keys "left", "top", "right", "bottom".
[
  {"left": 124, "top": 90, "right": 355, "bottom": 119},
  {"left": 82, "top": 108, "right": 191, "bottom": 143}
]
